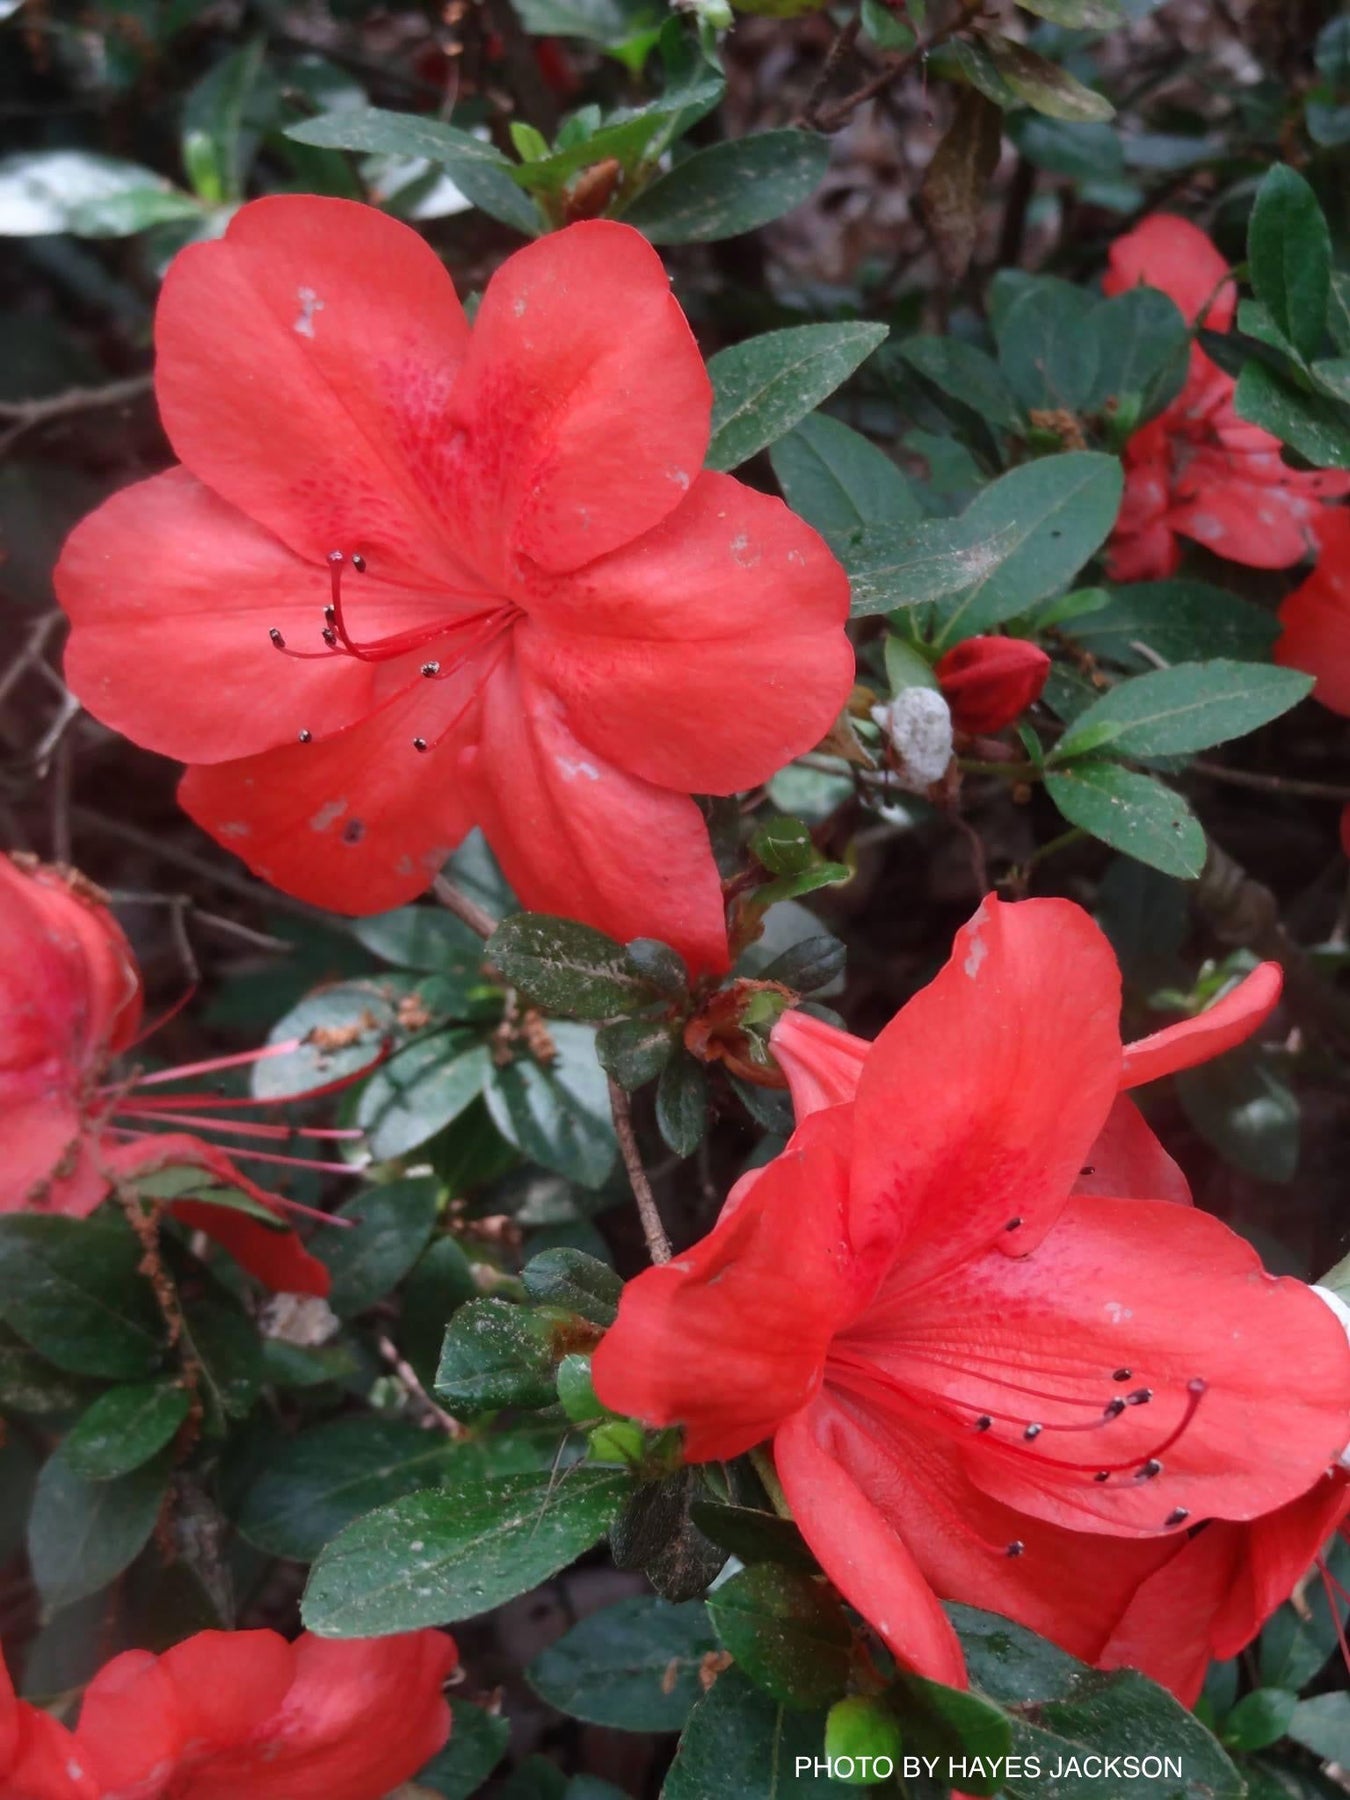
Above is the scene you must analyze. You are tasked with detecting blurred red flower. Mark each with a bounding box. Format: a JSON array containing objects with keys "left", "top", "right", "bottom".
[
  {"left": 1103, "top": 214, "right": 1349, "bottom": 582},
  {"left": 56, "top": 198, "right": 853, "bottom": 975},
  {"left": 2, "top": 1653, "right": 98, "bottom": 1800},
  {"left": 1276, "top": 507, "right": 1350, "bottom": 856},
  {"left": 593, "top": 898, "right": 1350, "bottom": 1691},
  {"left": 934, "top": 635, "right": 1050, "bottom": 735},
  {"left": 0, "top": 852, "right": 358, "bottom": 1295}
]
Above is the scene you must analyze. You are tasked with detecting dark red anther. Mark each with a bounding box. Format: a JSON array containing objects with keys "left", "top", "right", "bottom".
[{"left": 298, "top": 729, "right": 312, "bottom": 744}]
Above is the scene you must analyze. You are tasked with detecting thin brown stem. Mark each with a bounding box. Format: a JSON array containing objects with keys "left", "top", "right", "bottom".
[
  {"left": 795, "top": 16, "right": 862, "bottom": 131},
  {"left": 608, "top": 1078, "right": 672, "bottom": 1265},
  {"left": 375, "top": 1332, "right": 464, "bottom": 1436},
  {"left": 811, "top": 0, "right": 986, "bottom": 135},
  {"left": 0, "top": 373, "right": 152, "bottom": 457},
  {"left": 1189, "top": 761, "right": 1350, "bottom": 804},
  {"left": 432, "top": 872, "right": 498, "bottom": 939}
]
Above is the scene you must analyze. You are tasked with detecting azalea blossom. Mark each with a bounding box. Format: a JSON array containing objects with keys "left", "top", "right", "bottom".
[
  {"left": 1276, "top": 506, "right": 1350, "bottom": 856},
  {"left": 2, "top": 1653, "right": 98, "bottom": 1800},
  {"left": 1103, "top": 214, "right": 1349, "bottom": 582},
  {"left": 593, "top": 897, "right": 1350, "bottom": 1691},
  {"left": 934, "top": 636, "right": 1050, "bottom": 736},
  {"left": 0, "top": 851, "right": 366, "bottom": 1294},
  {"left": 55, "top": 197, "right": 854, "bottom": 975}
]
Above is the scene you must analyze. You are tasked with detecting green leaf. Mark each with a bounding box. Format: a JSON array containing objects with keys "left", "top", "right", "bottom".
[
  {"left": 1289, "top": 1692, "right": 1350, "bottom": 1765},
  {"left": 416, "top": 1699, "right": 511, "bottom": 1797},
  {"left": 1009, "top": 115, "right": 1124, "bottom": 181},
  {"left": 285, "top": 108, "right": 540, "bottom": 234},
  {"left": 28, "top": 1443, "right": 171, "bottom": 1612},
  {"left": 318, "top": 1176, "right": 440, "bottom": 1318},
  {"left": 1045, "top": 762, "right": 1206, "bottom": 877},
  {"left": 434, "top": 1297, "right": 559, "bottom": 1415},
  {"left": 900, "top": 335, "right": 1023, "bottom": 431},
  {"left": 1088, "top": 287, "right": 1190, "bottom": 419},
  {"left": 707, "top": 323, "right": 890, "bottom": 472},
  {"left": 401, "top": 1234, "right": 480, "bottom": 1385},
  {"left": 355, "top": 1032, "right": 491, "bottom": 1161},
  {"left": 623, "top": 130, "right": 828, "bottom": 244},
  {"left": 522, "top": 1248, "right": 622, "bottom": 1324},
  {"left": 0, "top": 1432, "right": 38, "bottom": 1563},
  {"left": 487, "top": 914, "right": 655, "bottom": 1018},
  {"left": 512, "top": 0, "right": 664, "bottom": 53},
  {"left": 0, "top": 1215, "right": 164, "bottom": 1379},
  {"left": 980, "top": 33, "right": 1115, "bottom": 122},
  {"left": 251, "top": 979, "right": 399, "bottom": 1100},
  {"left": 183, "top": 1299, "right": 263, "bottom": 1425},
  {"left": 63, "top": 1379, "right": 189, "bottom": 1482},
  {"left": 0, "top": 1331, "right": 99, "bottom": 1418},
  {"left": 663, "top": 1667, "right": 855, "bottom": 1799},
  {"left": 751, "top": 816, "right": 816, "bottom": 876},
  {"left": 770, "top": 412, "right": 919, "bottom": 555},
  {"left": 760, "top": 935, "right": 847, "bottom": 994},
  {"left": 656, "top": 1049, "right": 709, "bottom": 1156},
  {"left": 707, "top": 1564, "right": 853, "bottom": 1709},
  {"left": 1222, "top": 1688, "right": 1298, "bottom": 1753},
  {"left": 688, "top": 1501, "right": 816, "bottom": 1571},
  {"left": 182, "top": 39, "right": 271, "bottom": 203},
  {"left": 237, "top": 1416, "right": 459, "bottom": 1561},
  {"left": 1249, "top": 164, "right": 1332, "bottom": 363},
  {"left": 528, "top": 1595, "right": 718, "bottom": 1730},
  {"left": 996, "top": 279, "right": 1099, "bottom": 412},
  {"left": 1260, "top": 1538, "right": 1350, "bottom": 1692},
  {"left": 1014, "top": 0, "right": 1126, "bottom": 24},
  {"left": 1177, "top": 1048, "right": 1299, "bottom": 1183},
  {"left": 595, "top": 1015, "right": 676, "bottom": 1088},
  {"left": 351, "top": 905, "right": 492, "bottom": 979},
  {"left": 1235, "top": 360, "right": 1350, "bottom": 468},
  {"left": 1054, "top": 660, "right": 1312, "bottom": 761},
  {"left": 1327, "top": 272, "right": 1350, "bottom": 356},
  {"left": 302, "top": 1465, "right": 628, "bottom": 1634},
  {"left": 1067, "top": 579, "right": 1280, "bottom": 669},
  {"left": 485, "top": 1021, "right": 616, "bottom": 1188},
  {"left": 0, "top": 150, "right": 197, "bottom": 237}
]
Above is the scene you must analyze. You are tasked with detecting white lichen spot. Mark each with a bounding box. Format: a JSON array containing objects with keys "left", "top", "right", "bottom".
[
  {"left": 409, "top": 1539, "right": 425, "bottom": 1553},
  {"left": 786, "top": 549, "right": 806, "bottom": 567},
  {"left": 963, "top": 932, "right": 987, "bottom": 981},
  {"left": 729, "top": 533, "right": 761, "bottom": 569},
  {"left": 218, "top": 821, "right": 251, "bottom": 840},
  {"left": 1187, "top": 512, "right": 1226, "bottom": 544},
  {"left": 871, "top": 689, "right": 953, "bottom": 795},
  {"left": 1104, "top": 1301, "right": 1133, "bottom": 1324},
  {"left": 667, "top": 466, "right": 691, "bottom": 491},
  {"left": 513, "top": 295, "right": 527, "bottom": 317},
  {"left": 555, "top": 755, "right": 600, "bottom": 782},
  {"left": 309, "top": 798, "right": 348, "bottom": 833},
  {"left": 294, "top": 286, "right": 324, "bottom": 338}
]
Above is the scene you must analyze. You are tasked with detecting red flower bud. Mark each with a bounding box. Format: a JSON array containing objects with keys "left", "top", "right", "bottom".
[{"left": 934, "top": 635, "right": 1050, "bottom": 735}]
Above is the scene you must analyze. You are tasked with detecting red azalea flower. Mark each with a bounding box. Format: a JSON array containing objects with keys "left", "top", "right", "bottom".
[
  {"left": 71, "top": 1628, "right": 456, "bottom": 1800},
  {"left": 1276, "top": 507, "right": 1350, "bottom": 856},
  {"left": 592, "top": 898, "right": 1350, "bottom": 1691},
  {"left": 2, "top": 1654, "right": 99, "bottom": 1800},
  {"left": 55, "top": 198, "right": 854, "bottom": 976},
  {"left": 0, "top": 852, "right": 365, "bottom": 1295},
  {"left": 933, "top": 636, "right": 1050, "bottom": 736},
  {"left": 1103, "top": 215, "right": 1350, "bottom": 582}
]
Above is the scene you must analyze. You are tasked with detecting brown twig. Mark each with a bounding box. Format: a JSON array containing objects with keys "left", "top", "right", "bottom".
[
  {"left": 809, "top": 0, "right": 986, "bottom": 135},
  {"left": 375, "top": 1332, "right": 464, "bottom": 1436},
  {"left": 0, "top": 373, "right": 152, "bottom": 457},
  {"left": 608, "top": 1078, "right": 672, "bottom": 1265},
  {"left": 1189, "top": 761, "right": 1350, "bottom": 804},
  {"left": 795, "top": 16, "right": 862, "bottom": 131},
  {"left": 432, "top": 872, "right": 498, "bottom": 939}
]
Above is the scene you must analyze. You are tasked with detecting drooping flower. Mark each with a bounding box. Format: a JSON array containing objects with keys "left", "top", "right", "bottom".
[
  {"left": 55, "top": 198, "right": 854, "bottom": 975},
  {"left": 1276, "top": 507, "right": 1350, "bottom": 856},
  {"left": 1103, "top": 214, "right": 1350, "bottom": 582},
  {"left": 2, "top": 1653, "right": 99, "bottom": 1800},
  {"left": 934, "top": 636, "right": 1050, "bottom": 736},
  {"left": 71, "top": 1628, "right": 456, "bottom": 1800},
  {"left": 0, "top": 851, "right": 363, "bottom": 1294},
  {"left": 593, "top": 897, "right": 1350, "bottom": 1691}
]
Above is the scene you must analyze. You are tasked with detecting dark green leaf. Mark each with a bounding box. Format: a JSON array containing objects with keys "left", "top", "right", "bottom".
[
  {"left": 1054, "top": 660, "right": 1312, "bottom": 760},
  {"left": 1068, "top": 580, "right": 1280, "bottom": 669},
  {"left": 1045, "top": 763, "right": 1206, "bottom": 877},
  {"left": 1249, "top": 165, "right": 1332, "bottom": 362},
  {"left": 1088, "top": 287, "right": 1190, "bottom": 420},
  {"left": 1235, "top": 360, "right": 1350, "bottom": 468},
  {"left": 28, "top": 1444, "right": 171, "bottom": 1612},
  {"left": 1289, "top": 1692, "right": 1350, "bottom": 1765},
  {"left": 656, "top": 1050, "right": 709, "bottom": 1156},
  {"left": 900, "top": 336, "right": 1023, "bottom": 431},
  {"left": 0, "top": 1432, "right": 38, "bottom": 1562},
  {"left": 251, "top": 980, "right": 398, "bottom": 1100},
  {"left": 663, "top": 1668, "right": 855, "bottom": 1799},
  {"left": 980, "top": 33, "right": 1115, "bottom": 122},
  {"left": 688, "top": 1501, "right": 816, "bottom": 1571},
  {"left": 625, "top": 938, "right": 688, "bottom": 998},
  {"left": 1009, "top": 115, "right": 1124, "bottom": 181},
  {"left": 1222, "top": 1688, "right": 1297, "bottom": 1753},
  {"left": 770, "top": 412, "right": 919, "bottom": 555},
  {"left": 488, "top": 914, "right": 654, "bottom": 1018},
  {"left": 355, "top": 1032, "right": 491, "bottom": 1161},
  {"left": 528, "top": 1595, "right": 718, "bottom": 1730},
  {"left": 624, "top": 130, "right": 828, "bottom": 243},
  {"left": 0, "top": 1332, "right": 99, "bottom": 1418},
  {"left": 1328, "top": 272, "right": 1350, "bottom": 356},
  {"left": 760, "top": 934, "right": 847, "bottom": 994},
  {"left": 707, "top": 1564, "right": 853, "bottom": 1708},
  {"left": 1177, "top": 1049, "right": 1299, "bottom": 1183},
  {"left": 485, "top": 1022, "right": 616, "bottom": 1189},
  {"left": 595, "top": 1015, "right": 676, "bottom": 1088},
  {"left": 522, "top": 1248, "right": 622, "bottom": 1325},
  {"left": 752, "top": 816, "right": 816, "bottom": 876},
  {"left": 1260, "top": 1538, "right": 1350, "bottom": 1692},
  {"left": 318, "top": 1176, "right": 440, "bottom": 1318},
  {"left": 887, "top": 1675, "right": 1010, "bottom": 1788},
  {"left": 237, "top": 1416, "right": 460, "bottom": 1560},
  {"left": 0, "top": 1215, "right": 164, "bottom": 1379},
  {"left": 182, "top": 39, "right": 271, "bottom": 203},
  {"left": 302, "top": 1465, "right": 627, "bottom": 1634},
  {"left": 707, "top": 324, "right": 890, "bottom": 471},
  {"left": 63, "top": 1379, "right": 189, "bottom": 1481},
  {"left": 402, "top": 1235, "right": 480, "bottom": 1385},
  {"left": 996, "top": 280, "right": 1099, "bottom": 412},
  {"left": 434, "top": 1297, "right": 559, "bottom": 1415},
  {"left": 1014, "top": 0, "right": 1126, "bottom": 26},
  {"left": 416, "top": 1699, "right": 511, "bottom": 1797},
  {"left": 350, "top": 905, "right": 491, "bottom": 979},
  {"left": 184, "top": 1299, "right": 263, "bottom": 1425}
]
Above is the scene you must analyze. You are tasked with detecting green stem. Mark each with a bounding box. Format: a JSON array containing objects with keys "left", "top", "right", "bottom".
[{"left": 750, "top": 1446, "right": 793, "bottom": 1520}]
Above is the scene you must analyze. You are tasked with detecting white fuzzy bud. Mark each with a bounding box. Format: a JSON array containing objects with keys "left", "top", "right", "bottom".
[
  {"left": 1312, "top": 1284, "right": 1350, "bottom": 1469},
  {"left": 871, "top": 688, "right": 954, "bottom": 794}
]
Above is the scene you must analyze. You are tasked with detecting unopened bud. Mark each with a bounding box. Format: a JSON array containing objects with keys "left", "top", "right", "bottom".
[
  {"left": 935, "top": 635, "right": 1050, "bottom": 736},
  {"left": 871, "top": 688, "right": 953, "bottom": 792},
  {"left": 825, "top": 1697, "right": 903, "bottom": 1780}
]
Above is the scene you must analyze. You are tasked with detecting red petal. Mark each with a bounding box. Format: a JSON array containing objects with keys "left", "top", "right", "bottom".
[
  {"left": 1278, "top": 508, "right": 1350, "bottom": 717},
  {"left": 518, "top": 473, "right": 853, "bottom": 792},
  {"left": 154, "top": 196, "right": 474, "bottom": 587},
  {"left": 178, "top": 680, "right": 477, "bottom": 915},
  {"left": 934, "top": 637, "right": 1050, "bottom": 736},
  {"left": 1121, "top": 963, "right": 1283, "bottom": 1088},
  {"left": 448, "top": 220, "right": 710, "bottom": 578},
  {"left": 58, "top": 468, "right": 463, "bottom": 764},
  {"left": 849, "top": 898, "right": 1122, "bottom": 1280},
  {"left": 774, "top": 1401, "right": 968, "bottom": 1687},
  {"left": 770, "top": 1009, "right": 868, "bottom": 1120},
  {"left": 1074, "top": 1095, "right": 1191, "bottom": 1205},
  {"left": 0, "top": 1095, "right": 104, "bottom": 1218},
  {"left": 1103, "top": 215, "right": 1236, "bottom": 330},
  {"left": 1170, "top": 479, "right": 1323, "bottom": 569},
  {"left": 104, "top": 1134, "right": 331, "bottom": 1295},
  {"left": 460, "top": 649, "right": 729, "bottom": 975},
  {"left": 2, "top": 1652, "right": 100, "bottom": 1800},
  {"left": 592, "top": 1108, "right": 864, "bottom": 1461},
  {"left": 927, "top": 1195, "right": 1350, "bottom": 1534}
]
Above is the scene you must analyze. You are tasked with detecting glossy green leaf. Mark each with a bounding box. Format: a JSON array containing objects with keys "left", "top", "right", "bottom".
[
  {"left": 1054, "top": 660, "right": 1312, "bottom": 761},
  {"left": 707, "top": 1564, "right": 853, "bottom": 1708},
  {"left": 434, "top": 1297, "right": 559, "bottom": 1415},
  {"left": 415, "top": 1699, "right": 511, "bottom": 1797},
  {"left": 485, "top": 1021, "right": 616, "bottom": 1188},
  {"left": 624, "top": 130, "right": 828, "bottom": 243},
  {"left": 302, "top": 1465, "right": 628, "bottom": 1635},
  {"left": 900, "top": 335, "right": 1023, "bottom": 430},
  {"left": 522, "top": 1248, "right": 622, "bottom": 1325},
  {"left": 63, "top": 1379, "right": 190, "bottom": 1482},
  {"left": 1249, "top": 164, "right": 1332, "bottom": 362},
  {"left": 183, "top": 1300, "right": 263, "bottom": 1426},
  {"left": 996, "top": 279, "right": 1099, "bottom": 412},
  {"left": 1222, "top": 1688, "right": 1297, "bottom": 1753},
  {"left": 663, "top": 1667, "right": 854, "bottom": 1798},
  {"left": 1235, "top": 360, "right": 1350, "bottom": 469},
  {"left": 981, "top": 34, "right": 1115, "bottom": 122},
  {"left": 317, "top": 1176, "right": 440, "bottom": 1318},
  {"left": 1088, "top": 286, "right": 1190, "bottom": 419},
  {"left": 595, "top": 1015, "right": 676, "bottom": 1088},
  {"left": 770, "top": 412, "right": 919, "bottom": 554},
  {"left": 487, "top": 914, "right": 655, "bottom": 1018},
  {"left": 1045, "top": 763, "right": 1206, "bottom": 878},
  {"left": 1014, "top": 0, "right": 1126, "bottom": 24},
  {"left": 355, "top": 1032, "right": 491, "bottom": 1161},
  {"left": 707, "top": 323, "right": 889, "bottom": 471},
  {"left": 527, "top": 1595, "right": 718, "bottom": 1730},
  {"left": 0, "top": 150, "right": 198, "bottom": 237},
  {"left": 1067, "top": 580, "right": 1280, "bottom": 669},
  {"left": 28, "top": 1444, "right": 172, "bottom": 1612},
  {"left": 350, "top": 905, "right": 491, "bottom": 978},
  {"left": 656, "top": 1049, "right": 709, "bottom": 1156},
  {"left": 0, "top": 1215, "right": 164, "bottom": 1380},
  {"left": 1289, "top": 1692, "right": 1350, "bottom": 1765},
  {"left": 1177, "top": 1049, "right": 1299, "bottom": 1184}
]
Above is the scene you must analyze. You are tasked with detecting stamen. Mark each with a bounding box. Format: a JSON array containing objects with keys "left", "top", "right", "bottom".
[
  {"left": 132, "top": 1038, "right": 309, "bottom": 1087},
  {"left": 1165, "top": 1507, "right": 1190, "bottom": 1527},
  {"left": 413, "top": 738, "right": 429, "bottom": 753},
  {"left": 298, "top": 729, "right": 312, "bottom": 744},
  {"left": 1023, "top": 1423, "right": 1042, "bottom": 1441},
  {"left": 1005, "top": 1217, "right": 1023, "bottom": 1232},
  {"left": 1125, "top": 1387, "right": 1154, "bottom": 1407},
  {"left": 270, "top": 628, "right": 285, "bottom": 648},
  {"left": 1006, "top": 1541, "right": 1024, "bottom": 1557},
  {"left": 114, "top": 1106, "right": 364, "bottom": 1144},
  {"left": 422, "top": 662, "right": 440, "bottom": 678},
  {"left": 975, "top": 1415, "right": 992, "bottom": 1431},
  {"left": 1113, "top": 1369, "right": 1132, "bottom": 1382}
]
